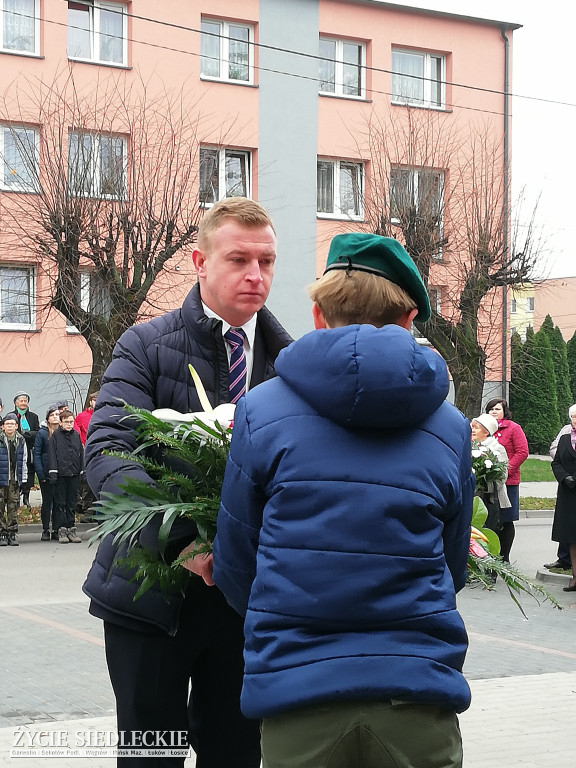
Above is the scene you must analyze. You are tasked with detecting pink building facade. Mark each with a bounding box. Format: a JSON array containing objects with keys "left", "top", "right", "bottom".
[{"left": 0, "top": 0, "right": 519, "bottom": 414}]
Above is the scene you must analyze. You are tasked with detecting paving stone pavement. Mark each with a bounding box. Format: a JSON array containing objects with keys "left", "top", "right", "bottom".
[{"left": 1, "top": 516, "right": 575, "bottom": 766}]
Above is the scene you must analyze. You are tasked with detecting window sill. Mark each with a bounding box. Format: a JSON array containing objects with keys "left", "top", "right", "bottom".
[
  {"left": 68, "top": 56, "right": 131, "bottom": 70},
  {"left": 0, "top": 49, "right": 43, "bottom": 59},
  {"left": 319, "top": 92, "right": 369, "bottom": 103},
  {"left": 0, "top": 325, "right": 38, "bottom": 332},
  {"left": 0, "top": 186, "right": 39, "bottom": 195},
  {"left": 391, "top": 101, "right": 452, "bottom": 113},
  {"left": 317, "top": 213, "right": 365, "bottom": 222},
  {"left": 200, "top": 76, "right": 257, "bottom": 88}
]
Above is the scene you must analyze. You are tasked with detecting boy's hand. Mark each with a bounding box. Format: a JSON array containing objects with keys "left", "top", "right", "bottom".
[{"left": 178, "top": 542, "right": 214, "bottom": 586}]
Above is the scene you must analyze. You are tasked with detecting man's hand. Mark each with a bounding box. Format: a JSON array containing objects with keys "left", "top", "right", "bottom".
[
  {"left": 178, "top": 542, "right": 214, "bottom": 586},
  {"left": 563, "top": 475, "right": 576, "bottom": 490}
]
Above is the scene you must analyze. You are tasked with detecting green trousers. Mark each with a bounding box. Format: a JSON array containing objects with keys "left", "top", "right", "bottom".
[{"left": 261, "top": 699, "right": 463, "bottom": 768}]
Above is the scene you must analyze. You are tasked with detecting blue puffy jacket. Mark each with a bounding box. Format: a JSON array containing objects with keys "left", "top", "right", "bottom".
[
  {"left": 213, "top": 323, "right": 474, "bottom": 718},
  {"left": 0, "top": 432, "right": 27, "bottom": 486},
  {"left": 33, "top": 425, "right": 50, "bottom": 481},
  {"left": 83, "top": 283, "right": 292, "bottom": 634}
]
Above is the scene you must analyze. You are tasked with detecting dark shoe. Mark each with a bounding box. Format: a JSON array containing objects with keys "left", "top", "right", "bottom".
[
  {"left": 0, "top": 533, "right": 8, "bottom": 547},
  {"left": 7, "top": 532, "right": 19, "bottom": 546},
  {"left": 544, "top": 560, "right": 571, "bottom": 570},
  {"left": 51, "top": 531, "right": 59, "bottom": 541},
  {"left": 41, "top": 530, "right": 51, "bottom": 542},
  {"left": 563, "top": 584, "right": 576, "bottom": 592}
]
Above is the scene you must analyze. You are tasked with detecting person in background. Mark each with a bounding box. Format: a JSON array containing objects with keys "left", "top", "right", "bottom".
[
  {"left": 74, "top": 392, "right": 99, "bottom": 520},
  {"left": 0, "top": 412, "right": 28, "bottom": 546},
  {"left": 213, "top": 233, "right": 474, "bottom": 768},
  {"left": 485, "top": 398, "right": 529, "bottom": 562},
  {"left": 470, "top": 413, "right": 511, "bottom": 539},
  {"left": 34, "top": 407, "right": 62, "bottom": 541},
  {"left": 545, "top": 413, "right": 575, "bottom": 571},
  {"left": 48, "top": 410, "right": 83, "bottom": 544},
  {"left": 13, "top": 392, "right": 39, "bottom": 508},
  {"left": 550, "top": 404, "right": 576, "bottom": 592}
]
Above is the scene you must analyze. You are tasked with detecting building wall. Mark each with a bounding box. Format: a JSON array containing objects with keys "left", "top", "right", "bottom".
[
  {"left": 0, "top": 0, "right": 518, "bottom": 408},
  {"left": 534, "top": 277, "right": 576, "bottom": 342}
]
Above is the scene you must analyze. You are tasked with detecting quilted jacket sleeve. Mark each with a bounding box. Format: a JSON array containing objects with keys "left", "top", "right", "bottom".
[{"left": 213, "top": 398, "right": 264, "bottom": 616}]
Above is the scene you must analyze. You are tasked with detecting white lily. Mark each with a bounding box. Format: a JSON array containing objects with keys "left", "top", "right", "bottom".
[{"left": 151, "top": 364, "right": 235, "bottom": 433}]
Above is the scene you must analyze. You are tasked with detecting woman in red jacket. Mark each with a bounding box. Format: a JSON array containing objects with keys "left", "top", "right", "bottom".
[{"left": 485, "top": 398, "right": 529, "bottom": 561}]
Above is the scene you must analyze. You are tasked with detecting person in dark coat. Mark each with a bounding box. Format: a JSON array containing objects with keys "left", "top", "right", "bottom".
[
  {"left": 213, "top": 234, "right": 474, "bottom": 768},
  {"left": 82, "top": 198, "right": 292, "bottom": 767},
  {"left": 13, "top": 391, "right": 39, "bottom": 507},
  {"left": 47, "top": 410, "right": 83, "bottom": 544},
  {"left": 551, "top": 404, "right": 576, "bottom": 591},
  {"left": 34, "top": 407, "right": 61, "bottom": 541}
]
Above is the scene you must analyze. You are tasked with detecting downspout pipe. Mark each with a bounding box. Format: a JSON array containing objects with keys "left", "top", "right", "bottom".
[{"left": 501, "top": 25, "right": 510, "bottom": 398}]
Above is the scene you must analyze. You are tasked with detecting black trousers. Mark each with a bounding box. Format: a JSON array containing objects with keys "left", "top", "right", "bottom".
[
  {"left": 103, "top": 580, "right": 261, "bottom": 768},
  {"left": 39, "top": 480, "right": 55, "bottom": 532},
  {"left": 53, "top": 475, "right": 80, "bottom": 530}
]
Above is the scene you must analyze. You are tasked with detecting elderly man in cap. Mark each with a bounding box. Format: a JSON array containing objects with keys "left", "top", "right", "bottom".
[
  {"left": 212, "top": 233, "right": 474, "bottom": 768},
  {"left": 13, "top": 392, "right": 40, "bottom": 507}
]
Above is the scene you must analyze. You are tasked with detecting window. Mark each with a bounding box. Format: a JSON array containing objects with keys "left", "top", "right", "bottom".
[
  {"left": 68, "top": 132, "right": 126, "bottom": 199},
  {"left": 319, "top": 37, "right": 365, "bottom": 98},
  {"left": 510, "top": 298, "right": 517, "bottom": 314},
  {"left": 200, "top": 19, "right": 253, "bottom": 83},
  {"left": 428, "top": 287, "right": 441, "bottom": 313},
  {"left": 317, "top": 160, "right": 363, "bottom": 219},
  {"left": 390, "top": 166, "right": 444, "bottom": 257},
  {"left": 66, "top": 271, "right": 112, "bottom": 332},
  {"left": 391, "top": 48, "right": 445, "bottom": 109},
  {"left": 199, "top": 147, "right": 250, "bottom": 205},
  {"left": 1, "top": 0, "right": 38, "bottom": 54},
  {"left": 0, "top": 124, "right": 38, "bottom": 192},
  {"left": 68, "top": 1, "right": 126, "bottom": 66},
  {"left": 0, "top": 265, "right": 34, "bottom": 329},
  {"left": 526, "top": 296, "right": 534, "bottom": 312}
]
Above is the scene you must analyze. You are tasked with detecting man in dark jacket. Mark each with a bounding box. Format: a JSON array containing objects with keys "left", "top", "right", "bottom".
[
  {"left": 83, "top": 198, "right": 292, "bottom": 767},
  {"left": 13, "top": 391, "right": 39, "bottom": 507},
  {"left": 213, "top": 234, "right": 474, "bottom": 768}
]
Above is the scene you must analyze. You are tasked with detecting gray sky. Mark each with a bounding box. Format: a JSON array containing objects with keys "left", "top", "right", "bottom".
[{"left": 384, "top": 0, "right": 575, "bottom": 278}]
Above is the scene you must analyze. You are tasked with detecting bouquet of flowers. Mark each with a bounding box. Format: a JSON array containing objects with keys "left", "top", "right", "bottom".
[
  {"left": 89, "top": 365, "right": 234, "bottom": 598},
  {"left": 471, "top": 442, "right": 507, "bottom": 494}
]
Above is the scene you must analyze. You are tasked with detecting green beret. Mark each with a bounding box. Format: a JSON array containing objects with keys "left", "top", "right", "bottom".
[{"left": 324, "top": 233, "right": 431, "bottom": 322}]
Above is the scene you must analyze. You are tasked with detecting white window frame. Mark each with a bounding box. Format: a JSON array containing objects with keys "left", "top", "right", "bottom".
[
  {"left": 510, "top": 298, "right": 517, "bottom": 314},
  {"left": 66, "top": 270, "right": 111, "bottom": 333},
  {"left": 317, "top": 159, "right": 364, "bottom": 220},
  {"left": 0, "top": 264, "right": 35, "bottom": 330},
  {"left": 390, "top": 166, "right": 444, "bottom": 259},
  {"left": 391, "top": 48, "right": 445, "bottom": 109},
  {"left": 67, "top": 0, "right": 127, "bottom": 66},
  {"left": 200, "top": 18, "right": 254, "bottom": 84},
  {"left": 526, "top": 296, "right": 534, "bottom": 312},
  {"left": 0, "top": 0, "right": 39, "bottom": 56},
  {"left": 319, "top": 37, "right": 365, "bottom": 99},
  {"left": 199, "top": 147, "right": 251, "bottom": 206},
  {"left": 0, "top": 124, "right": 39, "bottom": 193},
  {"left": 68, "top": 131, "right": 127, "bottom": 200}
]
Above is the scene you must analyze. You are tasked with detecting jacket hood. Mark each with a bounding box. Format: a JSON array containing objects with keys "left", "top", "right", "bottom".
[{"left": 275, "top": 324, "right": 449, "bottom": 430}]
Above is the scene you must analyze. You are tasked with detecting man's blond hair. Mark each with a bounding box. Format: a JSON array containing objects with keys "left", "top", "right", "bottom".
[
  {"left": 197, "top": 197, "right": 275, "bottom": 250},
  {"left": 307, "top": 269, "right": 417, "bottom": 328}
]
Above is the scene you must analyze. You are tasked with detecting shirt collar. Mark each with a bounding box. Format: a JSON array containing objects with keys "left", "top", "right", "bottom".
[{"left": 201, "top": 302, "right": 257, "bottom": 350}]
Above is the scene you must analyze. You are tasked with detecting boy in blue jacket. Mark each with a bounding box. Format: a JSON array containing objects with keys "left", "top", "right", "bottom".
[
  {"left": 0, "top": 412, "right": 28, "bottom": 546},
  {"left": 213, "top": 234, "right": 474, "bottom": 768}
]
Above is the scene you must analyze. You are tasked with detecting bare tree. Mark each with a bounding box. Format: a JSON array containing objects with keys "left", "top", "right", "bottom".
[
  {"left": 0, "top": 69, "right": 214, "bottom": 395},
  {"left": 357, "top": 108, "right": 542, "bottom": 417}
]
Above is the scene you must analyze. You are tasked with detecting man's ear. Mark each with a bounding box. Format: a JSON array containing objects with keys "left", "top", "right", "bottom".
[
  {"left": 396, "top": 307, "right": 418, "bottom": 330},
  {"left": 312, "top": 302, "right": 327, "bottom": 329},
  {"left": 192, "top": 248, "right": 206, "bottom": 278}
]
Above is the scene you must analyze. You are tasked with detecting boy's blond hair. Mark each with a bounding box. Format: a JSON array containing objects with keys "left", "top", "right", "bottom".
[
  {"left": 197, "top": 198, "right": 275, "bottom": 250},
  {"left": 307, "top": 269, "right": 417, "bottom": 328}
]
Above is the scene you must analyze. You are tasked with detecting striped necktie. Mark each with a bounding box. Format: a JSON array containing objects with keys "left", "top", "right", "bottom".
[{"left": 224, "top": 327, "right": 247, "bottom": 404}]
